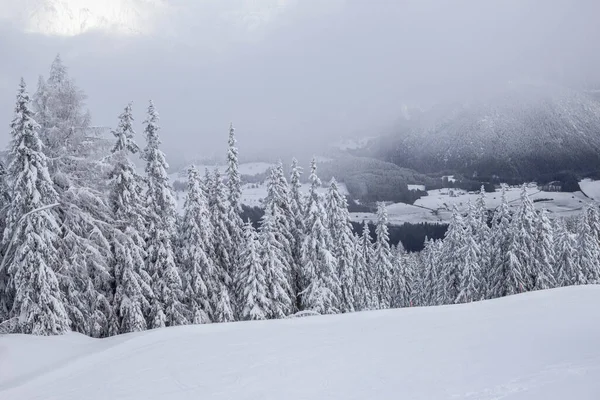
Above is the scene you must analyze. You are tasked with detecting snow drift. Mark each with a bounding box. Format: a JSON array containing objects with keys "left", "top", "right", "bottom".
[{"left": 1, "top": 286, "right": 599, "bottom": 400}]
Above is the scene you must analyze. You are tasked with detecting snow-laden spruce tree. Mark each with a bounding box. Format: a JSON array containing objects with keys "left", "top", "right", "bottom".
[
  {"left": 236, "top": 221, "right": 270, "bottom": 320},
  {"left": 473, "top": 186, "right": 491, "bottom": 291},
  {"left": 391, "top": 243, "right": 412, "bottom": 308},
  {"left": 373, "top": 203, "right": 395, "bottom": 309},
  {"left": 207, "top": 168, "right": 235, "bottom": 322},
  {"left": 438, "top": 206, "right": 466, "bottom": 304},
  {"left": 325, "top": 178, "right": 356, "bottom": 313},
  {"left": 488, "top": 184, "right": 513, "bottom": 299},
  {"left": 0, "top": 161, "right": 12, "bottom": 321},
  {"left": 575, "top": 205, "right": 600, "bottom": 285},
  {"left": 262, "top": 164, "right": 295, "bottom": 309},
  {"left": 511, "top": 185, "right": 538, "bottom": 291},
  {"left": 353, "top": 221, "right": 375, "bottom": 310},
  {"left": 288, "top": 158, "right": 306, "bottom": 307},
  {"left": 259, "top": 204, "right": 293, "bottom": 318},
  {"left": 2, "top": 79, "right": 69, "bottom": 335},
  {"left": 532, "top": 209, "right": 557, "bottom": 290},
  {"left": 225, "top": 123, "right": 244, "bottom": 308},
  {"left": 179, "top": 165, "right": 216, "bottom": 324},
  {"left": 458, "top": 201, "right": 484, "bottom": 302},
  {"left": 300, "top": 159, "right": 341, "bottom": 314},
  {"left": 142, "top": 101, "right": 187, "bottom": 328},
  {"left": 109, "top": 103, "right": 153, "bottom": 334},
  {"left": 32, "top": 55, "right": 114, "bottom": 337},
  {"left": 554, "top": 217, "right": 581, "bottom": 286},
  {"left": 420, "top": 238, "right": 442, "bottom": 306},
  {"left": 455, "top": 214, "right": 482, "bottom": 304}
]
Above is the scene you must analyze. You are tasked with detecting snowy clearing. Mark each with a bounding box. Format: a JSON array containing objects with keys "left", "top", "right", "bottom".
[
  {"left": 1, "top": 286, "right": 599, "bottom": 400},
  {"left": 352, "top": 185, "right": 591, "bottom": 225},
  {"left": 579, "top": 179, "right": 600, "bottom": 201}
]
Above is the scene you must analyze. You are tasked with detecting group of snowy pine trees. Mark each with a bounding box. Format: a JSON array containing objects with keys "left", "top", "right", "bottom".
[{"left": 0, "top": 56, "right": 598, "bottom": 337}]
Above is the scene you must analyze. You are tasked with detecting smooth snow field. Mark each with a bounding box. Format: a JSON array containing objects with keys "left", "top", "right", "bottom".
[{"left": 1, "top": 286, "right": 599, "bottom": 400}]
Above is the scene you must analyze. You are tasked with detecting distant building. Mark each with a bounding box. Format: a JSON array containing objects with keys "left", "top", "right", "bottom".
[{"left": 541, "top": 181, "right": 562, "bottom": 192}]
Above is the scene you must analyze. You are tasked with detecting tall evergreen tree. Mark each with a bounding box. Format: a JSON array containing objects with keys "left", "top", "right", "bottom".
[
  {"left": 288, "top": 158, "right": 306, "bottom": 307},
  {"left": 488, "top": 184, "right": 513, "bottom": 299},
  {"left": 33, "top": 55, "right": 114, "bottom": 337},
  {"left": 225, "top": 123, "right": 244, "bottom": 311},
  {"left": 325, "top": 178, "right": 356, "bottom": 313},
  {"left": 554, "top": 218, "right": 581, "bottom": 286},
  {"left": 109, "top": 103, "right": 153, "bottom": 334},
  {"left": 237, "top": 221, "right": 270, "bottom": 320},
  {"left": 300, "top": 159, "right": 341, "bottom": 314},
  {"left": 439, "top": 206, "right": 465, "bottom": 304},
  {"left": 259, "top": 204, "right": 293, "bottom": 318},
  {"left": 373, "top": 203, "right": 395, "bottom": 309},
  {"left": 455, "top": 222, "right": 482, "bottom": 304},
  {"left": 511, "top": 185, "right": 538, "bottom": 291},
  {"left": 179, "top": 166, "right": 216, "bottom": 324},
  {"left": 2, "top": 79, "right": 69, "bottom": 335},
  {"left": 143, "top": 101, "right": 187, "bottom": 327},
  {"left": 262, "top": 164, "right": 295, "bottom": 308},
  {"left": 575, "top": 206, "right": 600, "bottom": 285},
  {"left": 391, "top": 243, "right": 412, "bottom": 308},
  {"left": 532, "top": 209, "right": 557, "bottom": 290},
  {"left": 354, "top": 221, "right": 376, "bottom": 310},
  {"left": 208, "top": 168, "right": 235, "bottom": 322}
]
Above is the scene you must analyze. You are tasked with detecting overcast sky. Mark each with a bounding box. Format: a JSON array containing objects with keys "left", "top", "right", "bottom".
[{"left": 0, "top": 0, "right": 599, "bottom": 162}]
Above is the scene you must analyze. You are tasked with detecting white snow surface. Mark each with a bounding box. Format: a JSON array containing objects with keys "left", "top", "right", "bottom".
[
  {"left": 352, "top": 185, "right": 590, "bottom": 225},
  {"left": 1, "top": 286, "right": 600, "bottom": 400},
  {"left": 579, "top": 179, "right": 600, "bottom": 201}
]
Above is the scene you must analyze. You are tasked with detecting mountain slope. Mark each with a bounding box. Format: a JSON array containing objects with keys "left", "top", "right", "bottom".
[
  {"left": 365, "top": 84, "right": 600, "bottom": 180},
  {"left": 1, "top": 286, "right": 599, "bottom": 399}
]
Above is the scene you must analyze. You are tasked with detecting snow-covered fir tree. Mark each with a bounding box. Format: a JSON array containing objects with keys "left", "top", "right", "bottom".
[
  {"left": 300, "top": 159, "right": 341, "bottom": 314},
  {"left": 420, "top": 238, "right": 442, "bottom": 306},
  {"left": 109, "top": 103, "right": 153, "bottom": 334},
  {"left": 236, "top": 221, "right": 270, "bottom": 321},
  {"left": 142, "top": 101, "right": 187, "bottom": 328},
  {"left": 488, "top": 184, "right": 513, "bottom": 299},
  {"left": 259, "top": 204, "right": 293, "bottom": 318},
  {"left": 225, "top": 123, "right": 244, "bottom": 311},
  {"left": 208, "top": 168, "right": 235, "bottom": 322},
  {"left": 179, "top": 165, "right": 216, "bottom": 324},
  {"left": 2, "top": 79, "right": 69, "bottom": 335},
  {"left": 288, "top": 158, "right": 306, "bottom": 308},
  {"left": 353, "top": 221, "right": 375, "bottom": 310},
  {"left": 325, "top": 178, "right": 355, "bottom": 313},
  {"left": 262, "top": 164, "right": 295, "bottom": 309},
  {"left": 554, "top": 217, "right": 582, "bottom": 286},
  {"left": 532, "top": 209, "right": 557, "bottom": 290},
  {"left": 391, "top": 243, "right": 412, "bottom": 308},
  {"left": 511, "top": 185, "right": 539, "bottom": 291},
  {"left": 575, "top": 205, "right": 600, "bottom": 285},
  {"left": 438, "top": 206, "right": 466, "bottom": 304},
  {"left": 372, "top": 203, "right": 395, "bottom": 309},
  {"left": 455, "top": 213, "right": 482, "bottom": 304}
]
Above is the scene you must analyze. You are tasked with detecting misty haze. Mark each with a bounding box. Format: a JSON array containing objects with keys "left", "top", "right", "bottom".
[{"left": 1, "top": 1, "right": 600, "bottom": 399}]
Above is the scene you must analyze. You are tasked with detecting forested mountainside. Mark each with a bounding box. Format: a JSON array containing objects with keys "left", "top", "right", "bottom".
[{"left": 357, "top": 84, "right": 600, "bottom": 181}]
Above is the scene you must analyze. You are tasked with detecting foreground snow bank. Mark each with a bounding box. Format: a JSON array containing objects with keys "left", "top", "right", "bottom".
[{"left": 1, "top": 286, "right": 600, "bottom": 399}]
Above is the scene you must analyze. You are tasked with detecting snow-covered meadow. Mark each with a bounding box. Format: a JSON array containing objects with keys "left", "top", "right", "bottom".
[
  {"left": 351, "top": 184, "right": 593, "bottom": 225},
  {"left": 1, "top": 286, "right": 599, "bottom": 400}
]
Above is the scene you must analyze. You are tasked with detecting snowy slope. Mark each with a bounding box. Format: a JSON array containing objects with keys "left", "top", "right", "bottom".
[{"left": 2, "top": 286, "right": 600, "bottom": 400}]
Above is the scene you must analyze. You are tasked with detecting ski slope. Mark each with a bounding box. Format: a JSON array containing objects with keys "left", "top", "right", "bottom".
[{"left": 1, "top": 286, "right": 600, "bottom": 399}]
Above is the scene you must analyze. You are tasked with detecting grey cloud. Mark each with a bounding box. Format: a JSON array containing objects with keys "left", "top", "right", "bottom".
[{"left": 0, "top": 0, "right": 599, "bottom": 162}]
